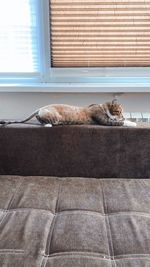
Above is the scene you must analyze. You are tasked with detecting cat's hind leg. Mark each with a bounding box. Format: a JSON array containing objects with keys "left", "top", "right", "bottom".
[{"left": 44, "top": 123, "right": 53, "bottom": 127}]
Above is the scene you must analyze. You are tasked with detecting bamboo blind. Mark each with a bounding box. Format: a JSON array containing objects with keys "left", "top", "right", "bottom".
[{"left": 50, "top": 0, "right": 150, "bottom": 67}]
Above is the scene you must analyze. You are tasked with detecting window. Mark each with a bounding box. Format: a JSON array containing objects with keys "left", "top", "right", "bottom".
[
  {"left": 0, "top": 0, "right": 150, "bottom": 90},
  {"left": 0, "top": 0, "right": 42, "bottom": 82}
]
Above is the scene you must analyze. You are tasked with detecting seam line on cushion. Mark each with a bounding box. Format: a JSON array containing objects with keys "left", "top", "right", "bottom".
[
  {"left": 45, "top": 179, "right": 61, "bottom": 255},
  {"left": 43, "top": 256, "right": 48, "bottom": 267},
  {"left": 44, "top": 251, "right": 110, "bottom": 259},
  {"left": 41, "top": 215, "right": 55, "bottom": 267},
  {"left": 40, "top": 255, "right": 48, "bottom": 267},
  {"left": 111, "top": 254, "right": 150, "bottom": 260},
  {"left": 1, "top": 208, "right": 150, "bottom": 217},
  {"left": 0, "top": 249, "right": 24, "bottom": 254},
  {"left": 55, "top": 179, "right": 62, "bottom": 213},
  {"left": 42, "top": 251, "right": 150, "bottom": 259},
  {"left": 99, "top": 180, "right": 112, "bottom": 266},
  {"left": 100, "top": 180, "right": 112, "bottom": 267},
  {"left": 101, "top": 180, "right": 116, "bottom": 267},
  {"left": 40, "top": 256, "right": 44, "bottom": 267},
  {"left": 46, "top": 215, "right": 56, "bottom": 255},
  {"left": 7, "top": 177, "right": 23, "bottom": 210},
  {"left": 0, "top": 208, "right": 54, "bottom": 215},
  {"left": 0, "top": 212, "right": 8, "bottom": 229},
  {"left": 53, "top": 210, "right": 150, "bottom": 217}
]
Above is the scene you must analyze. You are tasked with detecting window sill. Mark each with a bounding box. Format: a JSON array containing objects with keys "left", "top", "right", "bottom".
[{"left": 0, "top": 82, "right": 150, "bottom": 93}]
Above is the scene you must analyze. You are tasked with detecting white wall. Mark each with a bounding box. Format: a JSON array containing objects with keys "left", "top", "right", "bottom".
[{"left": 0, "top": 92, "right": 150, "bottom": 119}]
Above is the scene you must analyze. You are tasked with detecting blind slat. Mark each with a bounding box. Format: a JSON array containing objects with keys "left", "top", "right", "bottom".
[
  {"left": 50, "top": 0, "right": 150, "bottom": 67},
  {"left": 52, "top": 0, "right": 150, "bottom": 3}
]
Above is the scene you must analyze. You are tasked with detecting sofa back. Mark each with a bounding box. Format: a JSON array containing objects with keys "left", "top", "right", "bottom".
[{"left": 0, "top": 124, "right": 150, "bottom": 178}]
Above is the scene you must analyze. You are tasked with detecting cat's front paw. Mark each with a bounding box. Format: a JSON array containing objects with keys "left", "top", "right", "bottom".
[
  {"left": 123, "top": 120, "right": 137, "bottom": 127},
  {"left": 111, "top": 116, "right": 118, "bottom": 121}
]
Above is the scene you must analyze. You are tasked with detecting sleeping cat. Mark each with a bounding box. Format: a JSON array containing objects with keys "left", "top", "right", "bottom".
[{"left": 0, "top": 101, "right": 136, "bottom": 127}]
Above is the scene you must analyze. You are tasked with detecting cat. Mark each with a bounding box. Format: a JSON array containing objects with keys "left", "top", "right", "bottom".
[{"left": 0, "top": 101, "right": 136, "bottom": 127}]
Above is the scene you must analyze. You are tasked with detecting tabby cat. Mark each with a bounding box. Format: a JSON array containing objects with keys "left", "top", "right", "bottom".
[{"left": 0, "top": 101, "right": 136, "bottom": 127}]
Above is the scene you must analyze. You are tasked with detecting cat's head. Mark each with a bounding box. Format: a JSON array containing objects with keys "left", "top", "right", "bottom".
[{"left": 106, "top": 102, "right": 124, "bottom": 120}]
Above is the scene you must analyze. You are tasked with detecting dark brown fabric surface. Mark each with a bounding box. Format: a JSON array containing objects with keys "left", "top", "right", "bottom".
[
  {"left": 0, "top": 176, "right": 150, "bottom": 266},
  {"left": 0, "top": 124, "right": 150, "bottom": 178}
]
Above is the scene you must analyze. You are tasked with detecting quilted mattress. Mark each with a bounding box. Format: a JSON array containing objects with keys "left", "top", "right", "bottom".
[{"left": 0, "top": 176, "right": 150, "bottom": 267}]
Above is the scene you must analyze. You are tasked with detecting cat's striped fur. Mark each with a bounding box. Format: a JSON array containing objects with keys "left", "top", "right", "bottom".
[{"left": 0, "top": 102, "right": 136, "bottom": 127}]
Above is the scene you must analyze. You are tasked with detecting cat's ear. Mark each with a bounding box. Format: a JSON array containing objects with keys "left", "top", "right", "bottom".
[{"left": 112, "top": 98, "right": 118, "bottom": 105}]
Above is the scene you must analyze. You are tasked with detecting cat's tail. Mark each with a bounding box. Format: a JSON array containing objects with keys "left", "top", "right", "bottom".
[{"left": 0, "top": 110, "right": 39, "bottom": 126}]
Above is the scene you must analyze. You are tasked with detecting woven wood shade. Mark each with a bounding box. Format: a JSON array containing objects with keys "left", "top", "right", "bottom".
[{"left": 50, "top": 0, "right": 150, "bottom": 67}]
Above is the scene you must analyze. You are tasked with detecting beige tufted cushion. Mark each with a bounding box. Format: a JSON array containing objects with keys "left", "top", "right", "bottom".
[{"left": 0, "top": 176, "right": 150, "bottom": 266}]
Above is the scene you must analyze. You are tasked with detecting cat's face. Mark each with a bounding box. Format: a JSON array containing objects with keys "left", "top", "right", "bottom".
[{"left": 108, "top": 103, "right": 124, "bottom": 120}]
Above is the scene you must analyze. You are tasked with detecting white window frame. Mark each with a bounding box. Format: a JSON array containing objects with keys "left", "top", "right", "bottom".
[{"left": 0, "top": 0, "right": 150, "bottom": 93}]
